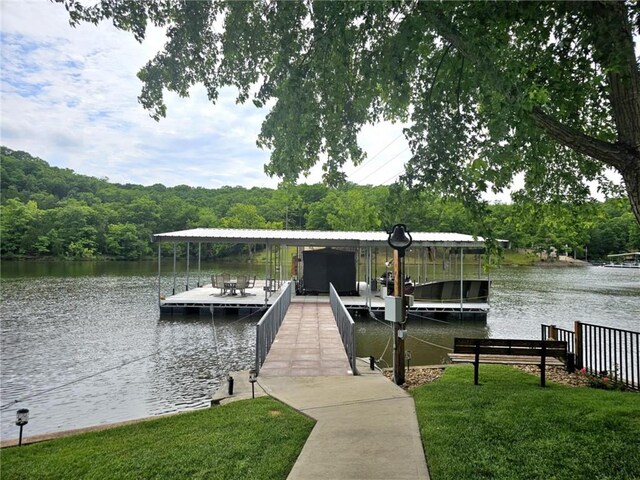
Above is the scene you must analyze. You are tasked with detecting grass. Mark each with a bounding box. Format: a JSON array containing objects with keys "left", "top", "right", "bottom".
[
  {"left": 0, "top": 397, "right": 314, "bottom": 480},
  {"left": 500, "top": 250, "right": 538, "bottom": 266},
  {"left": 412, "top": 365, "right": 640, "bottom": 480}
]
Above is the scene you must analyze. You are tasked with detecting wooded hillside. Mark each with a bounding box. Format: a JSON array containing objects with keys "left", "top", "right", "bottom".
[{"left": 1, "top": 147, "right": 638, "bottom": 260}]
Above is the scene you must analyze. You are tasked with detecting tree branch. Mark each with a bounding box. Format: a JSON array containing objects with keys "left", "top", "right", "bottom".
[{"left": 530, "top": 107, "right": 632, "bottom": 170}]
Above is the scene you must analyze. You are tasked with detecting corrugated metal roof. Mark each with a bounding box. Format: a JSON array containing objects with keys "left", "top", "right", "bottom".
[{"left": 152, "top": 228, "right": 505, "bottom": 248}]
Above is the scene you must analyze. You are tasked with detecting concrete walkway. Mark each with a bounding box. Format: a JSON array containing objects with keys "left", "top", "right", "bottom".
[{"left": 259, "top": 358, "right": 430, "bottom": 480}]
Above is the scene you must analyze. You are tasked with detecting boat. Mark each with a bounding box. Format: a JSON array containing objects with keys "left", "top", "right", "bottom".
[
  {"left": 412, "top": 279, "right": 490, "bottom": 303},
  {"left": 604, "top": 252, "right": 640, "bottom": 269}
]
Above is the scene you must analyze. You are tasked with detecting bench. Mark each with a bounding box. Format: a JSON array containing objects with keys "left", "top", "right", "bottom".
[{"left": 448, "top": 338, "right": 571, "bottom": 387}]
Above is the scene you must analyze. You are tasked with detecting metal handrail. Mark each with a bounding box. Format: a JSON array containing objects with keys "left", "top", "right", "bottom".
[
  {"left": 255, "top": 281, "right": 293, "bottom": 374},
  {"left": 329, "top": 283, "right": 357, "bottom": 375}
]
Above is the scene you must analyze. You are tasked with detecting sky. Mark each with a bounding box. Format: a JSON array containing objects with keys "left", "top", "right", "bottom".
[{"left": 0, "top": 0, "right": 412, "bottom": 190}]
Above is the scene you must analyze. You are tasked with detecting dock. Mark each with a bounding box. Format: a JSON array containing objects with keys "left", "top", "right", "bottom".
[
  {"left": 153, "top": 228, "right": 506, "bottom": 318},
  {"left": 160, "top": 280, "right": 489, "bottom": 316}
]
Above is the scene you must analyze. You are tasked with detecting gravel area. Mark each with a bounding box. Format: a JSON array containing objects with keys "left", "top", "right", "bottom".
[
  {"left": 384, "top": 365, "right": 590, "bottom": 390},
  {"left": 513, "top": 365, "right": 591, "bottom": 387},
  {"left": 383, "top": 367, "right": 445, "bottom": 390}
]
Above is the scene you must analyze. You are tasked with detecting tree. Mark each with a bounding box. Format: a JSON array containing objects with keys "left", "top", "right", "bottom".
[
  {"left": 0, "top": 199, "right": 40, "bottom": 255},
  {"left": 57, "top": 1, "right": 640, "bottom": 225},
  {"left": 105, "top": 223, "right": 150, "bottom": 259}
]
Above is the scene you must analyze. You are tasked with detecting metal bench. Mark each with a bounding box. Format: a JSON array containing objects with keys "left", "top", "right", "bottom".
[{"left": 448, "top": 338, "right": 572, "bottom": 387}]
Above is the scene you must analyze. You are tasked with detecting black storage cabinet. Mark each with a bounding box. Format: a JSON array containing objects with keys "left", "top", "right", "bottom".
[{"left": 302, "top": 248, "right": 356, "bottom": 294}]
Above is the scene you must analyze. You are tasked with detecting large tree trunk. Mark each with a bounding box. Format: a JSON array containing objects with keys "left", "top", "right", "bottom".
[
  {"left": 425, "top": 1, "right": 640, "bottom": 226},
  {"left": 621, "top": 160, "right": 640, "bottom": 227}
]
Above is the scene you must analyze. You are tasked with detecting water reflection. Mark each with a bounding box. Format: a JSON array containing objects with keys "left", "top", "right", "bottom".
[{"left": 1, "top": 261, "right": 637, "bottom": 440}]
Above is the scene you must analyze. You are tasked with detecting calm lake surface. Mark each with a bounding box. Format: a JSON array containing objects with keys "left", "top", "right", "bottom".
[{"left": 1, "top": 261, "right": 638, "bottom": 440}]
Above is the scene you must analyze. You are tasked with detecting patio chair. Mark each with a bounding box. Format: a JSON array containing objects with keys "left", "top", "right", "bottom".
[
  {"left": 221, "top": 273, "right": 231, "bottom": 295},
  {"left": 211, "top": 274, "right": 223, "bottom": 295},
  {"left": 235, "top": 275, "right": 248, "bottom": 296},
  {"left": 246, "top": 275, "right": 256, "bottom": 288}
]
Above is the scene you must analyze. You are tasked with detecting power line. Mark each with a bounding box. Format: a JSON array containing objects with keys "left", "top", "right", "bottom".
[
  {"left": 349, "top": 132, "right": 405, "bottom": 178},
  {"left": 354, "top": 146, "right": 411, "bottom": 184},
  {"left": 376, "top": 165, "right": 408, "bottom": 185}
]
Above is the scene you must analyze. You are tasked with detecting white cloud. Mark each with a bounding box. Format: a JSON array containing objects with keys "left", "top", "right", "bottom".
[
  {"left": 1, "top": 0, "right": 275, "bottom": 189},
  {"left": 0, "top": 0, "right": 420, "bottom": 192}
]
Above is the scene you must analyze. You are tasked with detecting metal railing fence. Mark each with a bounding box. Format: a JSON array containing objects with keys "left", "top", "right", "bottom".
[
  {"left": 255, "top": 281, "right": 293, "bottom": 374},
  {"left": 329, "top": 283, "right": 357, "bottom": 375},
  {"left": 541, "top": 324, "right": 575, "bottom": 354},
  {"left": 542, "top": 322, "right": 639, "bottom": 391}
]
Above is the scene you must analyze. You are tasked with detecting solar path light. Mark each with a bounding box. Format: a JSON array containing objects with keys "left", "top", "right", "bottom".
[
  {"left": 249, "top": 369, "right": 257, "bottom": 399},
  {"left": 16, "top": 408, "right": 29, "bottom": 446}
]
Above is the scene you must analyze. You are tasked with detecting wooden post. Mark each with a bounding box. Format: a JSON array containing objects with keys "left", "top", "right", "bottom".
[
  {"left": 540, "top": 342, "right": 546, "bottom": 387},
  {"left": 548, "top": 325, "right": 558, "bottom": 340},
  {"left": 393, "top": 249, "right": 405, "bottom": 385},
  {"left": 474, "top": 342, "right": 480, "bottom": 385},
  {"left": 574, "top": 321, "right": 583, "bottom": 369}
]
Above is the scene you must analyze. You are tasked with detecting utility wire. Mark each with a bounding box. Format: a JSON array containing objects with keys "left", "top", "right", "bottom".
[
  {"left": 0, "top": 350, "right": 161, "bottom": 411},
  {"left": 366, "top": 307, "right": 453, "bottom": 353},
  {"left": 1, "top": 308, "right": 266, "bottom": 411},
  {"left": 408, "top": 311, "right": 452, "bottom": 325},
  {"left": 355, "top": 146, "right": 411, "bottom": 184},
  {"left": 349, "top": 132, "right": 404, "bottom": 177}
]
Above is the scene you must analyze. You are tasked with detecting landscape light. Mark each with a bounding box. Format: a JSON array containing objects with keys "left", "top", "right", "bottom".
[
  {"left": 16, "top": 408, "right": 29, "bottom": 447},
  {"left": 249, "top": 369, "right": 257, "bottom": 399}
]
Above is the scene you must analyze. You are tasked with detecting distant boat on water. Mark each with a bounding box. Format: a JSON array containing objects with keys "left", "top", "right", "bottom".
[{"left": 604, "top": 252, "right": 640, "bottom": 269}]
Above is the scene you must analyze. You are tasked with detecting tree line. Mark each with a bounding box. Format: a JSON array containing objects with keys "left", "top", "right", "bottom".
[{"left": 1, "top": 147, "right": 638, "bottom": 261}]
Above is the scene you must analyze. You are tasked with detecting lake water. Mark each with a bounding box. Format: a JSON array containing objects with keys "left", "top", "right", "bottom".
[{"left": 1, "top": 261, "right": 638, "bottom": 440}]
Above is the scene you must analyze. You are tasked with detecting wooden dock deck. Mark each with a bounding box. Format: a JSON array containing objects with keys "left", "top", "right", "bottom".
[
  {"left": 160, "top": 281, "right": 489, "bottom": 316},
  {"left": 259, "top": 302, "right": 353, "bottom": 377}
]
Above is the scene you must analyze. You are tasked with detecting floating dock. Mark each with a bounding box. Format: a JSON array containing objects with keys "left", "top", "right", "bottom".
[
  {"left": 160, "top": 280, "right": 489, "bottom": 316},
  {"left": 154, "top": 228, "right": 504, "bottom": 318}
]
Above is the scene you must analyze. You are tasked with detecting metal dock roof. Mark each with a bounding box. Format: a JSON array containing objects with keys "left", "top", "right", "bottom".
[{"left": 152, "top": 228, "right": 504, "bottom": 248}]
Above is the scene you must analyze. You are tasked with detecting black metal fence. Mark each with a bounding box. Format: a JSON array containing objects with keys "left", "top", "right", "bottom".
[
  {"left": 542, "top": 322, "right": 639, "bottom": 391},
  {"left": 541, "top": 325, "right": 576, "bottom": 354}
]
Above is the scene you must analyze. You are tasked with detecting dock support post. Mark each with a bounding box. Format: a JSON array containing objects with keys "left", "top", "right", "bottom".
[
  {"left": 157, "top": 244, "right": 162, "bottom": 307},
  {"left": 172, "top": 242, "right": 177, "bottom": 295},
  {"left": 264, "top": 241, "right": 269, "bottom": 306},
  {"left": 460, "top": 248, "right": 464, "bottom": 316},
  {"left": 186, "top": 241, "right": 190, "bottom": 291},
  {"left": 197, "top": 243, "right": 201, "bottom": 288}
]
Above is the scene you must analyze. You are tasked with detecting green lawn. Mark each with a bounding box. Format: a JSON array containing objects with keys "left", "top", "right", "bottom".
[
  {"left": 412, "top": 365, "right": 640, "bottom": 480},
  {"left": 1, "top": 397, "right": 314, "bottom": 480}
]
